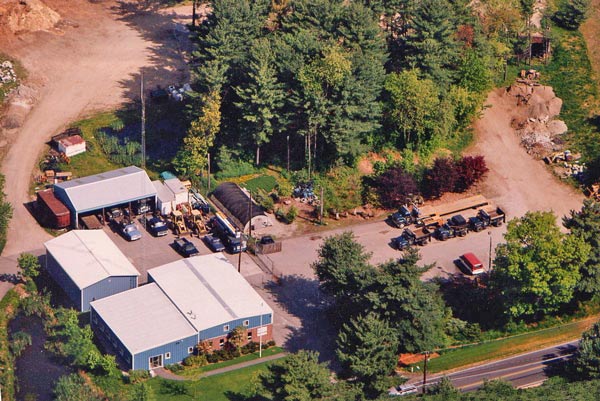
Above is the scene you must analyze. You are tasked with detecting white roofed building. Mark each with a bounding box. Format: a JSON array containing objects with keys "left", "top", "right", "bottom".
[
  {"left": 53, "top": 166, "right": 156, "bottom": 227},
  {"left": 45, "top": 230, "right": 139, "bottom": 312},
  {"left": 90, "top": 253, "right": 274, "bottom": 370}
]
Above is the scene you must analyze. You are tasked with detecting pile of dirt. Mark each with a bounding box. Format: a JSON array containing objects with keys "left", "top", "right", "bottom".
[
  {"left": 504, "top": 82, "right": 568, "bottom": 158},
  {"left": 0, "top": 0, "right": 60, "bottom": 34}
]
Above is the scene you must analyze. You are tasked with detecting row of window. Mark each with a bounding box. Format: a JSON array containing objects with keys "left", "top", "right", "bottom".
[
  {"left": 163, "top": 347, "right": 194, "bottom": 361},
  {"left": 223, "top": 320, "right": 250, "bottom": 332}
]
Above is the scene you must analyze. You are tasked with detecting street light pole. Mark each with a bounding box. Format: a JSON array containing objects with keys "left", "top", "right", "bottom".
[{"left": 422, "top": 351, "right": 429, "bottom": 394}]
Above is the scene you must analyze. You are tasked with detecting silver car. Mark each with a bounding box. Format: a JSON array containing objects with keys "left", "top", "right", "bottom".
[{"left": 122, "top": 223, "right": 142, "bottom": 241}]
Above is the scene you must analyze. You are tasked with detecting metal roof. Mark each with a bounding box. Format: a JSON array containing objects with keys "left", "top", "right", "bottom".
[
  {"left": 45, "top": 230, "right": 139, "bottom": 289},
  {"left": 148, "top": 253, "right": 273, "bottom": 332},
  {"left": 54, "top": 166, "right": 156, "bottom": 213},
  {"left": 152, "top": 180, "right": 175, "bottom": 203},
  {"left": 164, "top": 178, "right": 187, "bottom": 195},
  {"left": 90, "top": 284, "right": 197, "bottom": 354}
]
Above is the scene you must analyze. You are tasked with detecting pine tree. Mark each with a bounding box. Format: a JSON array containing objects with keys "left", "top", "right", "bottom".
[
  {"left": 336, "top": 313, "right": 399, "bottom": 397},
  {"left": 234, "top": 39, "right": 285, "bottom": 165},
  {"left": 553, "top": 0, "right": 590, "bottom": 30}
]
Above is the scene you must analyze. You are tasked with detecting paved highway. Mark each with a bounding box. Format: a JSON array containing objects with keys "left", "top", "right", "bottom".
[{"left": 410, "top": 340, "right": 579, "bottom": 392}]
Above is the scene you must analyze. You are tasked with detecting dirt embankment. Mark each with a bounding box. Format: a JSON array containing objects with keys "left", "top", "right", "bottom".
[
  {"left": 581, "top": 0, "right": 600, "bottom": 89},
  {"left": 0, "top": 0, "right": 61, "bottom": 35},
  {"left": 470, "top": 86, "right": 583, "bottom": 221}
]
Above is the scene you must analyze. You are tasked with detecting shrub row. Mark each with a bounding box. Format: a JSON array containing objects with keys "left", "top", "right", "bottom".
[{"left": 375, "top": 155, "right": 488, "bottom": 208}]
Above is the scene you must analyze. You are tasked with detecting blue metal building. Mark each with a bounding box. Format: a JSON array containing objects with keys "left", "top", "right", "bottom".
[
  {"left": 45, "top": 230, "right": 139, "bottom": 312},
  {"left": 90, "top": 253, "right": 274, "bottom": 371},
  {"left": 53, "top": 166, "right": 157, "bottom": 228}
]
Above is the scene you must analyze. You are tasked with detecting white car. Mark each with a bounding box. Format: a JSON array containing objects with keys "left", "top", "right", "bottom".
[{"left": 388, "top": 384, "right": 418, "bottom": 396}]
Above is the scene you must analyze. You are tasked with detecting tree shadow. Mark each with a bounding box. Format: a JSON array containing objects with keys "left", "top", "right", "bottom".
[
  {"left": 541, "top": 343, "right": 579, "bottom": 380},
  {"left": 265, "top": 275, "right": 338, "bottom": 364}
]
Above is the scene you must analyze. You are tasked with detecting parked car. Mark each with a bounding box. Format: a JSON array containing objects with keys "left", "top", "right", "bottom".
[
  {"left": 458, "top": 252, "right": 484, "bottom": 275},
  {"left": 121, "top": 222, "right": 142, "bottom": 241},
  {"left": 259, "top": 236, "right": 275, "bottom": 245},
  {"left": 134, "top": 203, "right": 151, "bottom": 215},
  {"left": 174, "top": 238, "right": 200, "bottom": 257},
  {"left": 108, "top": 207, "right": 123, "bottom": 220},
  {"left": 388, "top": 384, "right": 418, "bottom": 397},
  {"left": 203, "top": 234, "right": 225, "bottom": 252},
  {"left": 146, "top": 216, "right": 169, "bottom": 237}
]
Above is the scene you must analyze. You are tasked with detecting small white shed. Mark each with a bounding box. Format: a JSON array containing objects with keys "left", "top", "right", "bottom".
[
  {"left": 153, "top": 178, "right": 188, "bottom": 215},
  {"left": 58, "top": 135, "right": 86, "bottom": 157}
]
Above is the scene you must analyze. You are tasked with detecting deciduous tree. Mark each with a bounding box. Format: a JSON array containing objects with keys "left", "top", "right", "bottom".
[
  {"left": 374, "top": 166, "right": 418, "bottom": 209},
  {"left": 491, "top": 211, "right": 590, "bottom": 320},
  {"left": 17, "top": 253, "right": 40, "bottom": 282}
]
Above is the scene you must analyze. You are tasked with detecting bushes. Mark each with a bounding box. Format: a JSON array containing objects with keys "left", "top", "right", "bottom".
[
  {"left": 375, "top": 155, "right": 488, "bottom": 207},
  {"left": 374, "top": 167, "right": 418, "bottom": 209},
  {"left": 127, "top": 369, "right": 150, "bottom": 384},
  {"left": 183, "top": 354, "right": 208, "bottom": 367},
  {"left": 165, "top": 363, "right": 184, "bottom": 373}
]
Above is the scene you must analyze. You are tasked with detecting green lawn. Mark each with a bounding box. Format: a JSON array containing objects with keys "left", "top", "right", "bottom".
[
  {"left": 148, "top": 360, "right": 275, "bottom": 401},
  {"left": 412, "top": 315, "right": 597, "bottom": 374},
  {"left": 179, "top": 346, "right": 284, "bottom": 377},
  {"left": 242, "top": 175, "right": 278, "bottom": 193}
]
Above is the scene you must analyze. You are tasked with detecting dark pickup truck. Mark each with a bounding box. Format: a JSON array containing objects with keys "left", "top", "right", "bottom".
[
  {"left": 478, "top": 207, "right": 506, "bottom": 227},
  {"left": 173, "top": 238, "right": 200, "bottom": 257},
  {"left": 448, "top": 214, "right": 468, "bottom": 237}
]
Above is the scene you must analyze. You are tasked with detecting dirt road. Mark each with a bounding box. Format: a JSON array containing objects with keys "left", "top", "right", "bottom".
[{"left": 0, "top": 0, "right": 193, "bottom": 258}]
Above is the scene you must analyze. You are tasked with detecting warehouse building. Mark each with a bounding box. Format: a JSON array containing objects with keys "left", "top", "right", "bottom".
[
  {"left": 45, "top": 230, "right": 139, "bottom": 312},
  {"left": 211, "top": 182, "right": 270, "bottom": 231},
  {"left": 90, "top": 253, "right": 274, "bottom": 370},
  {"left": 53, "top": 166, "right": 156, "bottom": 228}
]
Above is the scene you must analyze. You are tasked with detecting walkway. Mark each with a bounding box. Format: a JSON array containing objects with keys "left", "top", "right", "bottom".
[{"left": 153, "top": 352, "right": 287, "bottom": 381}]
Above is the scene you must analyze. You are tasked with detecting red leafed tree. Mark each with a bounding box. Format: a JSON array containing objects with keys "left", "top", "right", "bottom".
[
  {"left": 375, "top": 167, "right": 418, "bottom": 209},
  {"left": 423, "top": 158, "right": 459, "bottom": 199},
  {"left": 455, "top": 155, "right": 489, "bottom": 192}
]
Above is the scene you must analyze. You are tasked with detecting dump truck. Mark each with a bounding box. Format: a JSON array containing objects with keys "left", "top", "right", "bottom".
[
  {"left": 389, "top": 205, "right": 413, "bottom": 228},
  {"left": 403, "top": 227, "right": 432, "bottom": 246},
  {"left": 478, "top": 206, "right": 506, "bottom": 227},
  {"left": 434, "top": 223, "right": 455, "bottom": 241},
  {"left": 448, "top": 214, "right": 468, "bottom": 237}
]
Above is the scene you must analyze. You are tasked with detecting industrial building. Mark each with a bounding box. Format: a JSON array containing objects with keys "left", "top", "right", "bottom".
[
  {"left": 53, "top": 166, "right": 156, "bottom": 228},
  {"left": 90, "top": 253, "right": 274, "bottom": 370},
  {"left": 211, "top": 182, "right": 270, "bottom": 232},
  {"left": 153, "top": 177, "right": 189, "bottom": 215},
  {"left": 45, "top": 230, "right": 139, "bottom": 312}
]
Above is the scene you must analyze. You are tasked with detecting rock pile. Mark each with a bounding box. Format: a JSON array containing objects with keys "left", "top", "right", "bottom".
[
  {"left": 505, "top": 82, "right": 568, "bottom": 158},
  {"left": 0, "top": 60, "right": 17, "bottom": 87}
]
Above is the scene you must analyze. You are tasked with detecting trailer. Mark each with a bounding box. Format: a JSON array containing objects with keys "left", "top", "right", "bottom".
[
  {"left": 418, "top": 195, "right": 490, "bottom": 219},
  {"left": 80, "top": 215, "right": 103, "bottom": 230},
  {"left": 36, "top": 189, "right": 70, "bottom": 229}
]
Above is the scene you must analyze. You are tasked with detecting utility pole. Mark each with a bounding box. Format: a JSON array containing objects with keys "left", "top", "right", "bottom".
[
  {"left": 207, "top": 152, "right": 211, "bottom": 192},
  {"left": 319, "top": 186, "right": 324, "bottom": 225},
  {"left": 141, "top": 72, "right": 146, "bottom": 170},
  {"left": 422, "top": 351, "right": 429, "bottom": 394},
  {"left": 287, "top": 135, "right": 290, "bottom": 172},
  {"left": 488, "top": 231, "right": 493, "bottom": 273}
]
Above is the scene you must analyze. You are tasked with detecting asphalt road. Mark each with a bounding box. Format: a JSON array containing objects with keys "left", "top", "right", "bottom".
[{"left": 412, "top": 340, "right": 579, "bottom": 392}]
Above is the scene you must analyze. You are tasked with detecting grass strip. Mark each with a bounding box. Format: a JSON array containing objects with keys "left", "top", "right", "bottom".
[
  {"left": 412, "top": 315, "right": 597, "bottom": 374},
  {"left": 179, "top": 346, "right": 284, "bottom": 377},
  {"left": 149, "top": 359, "right": 276, "bottom": 401},
  {"left": 0, "top": 289, "right": 22, "bottom": 401}
]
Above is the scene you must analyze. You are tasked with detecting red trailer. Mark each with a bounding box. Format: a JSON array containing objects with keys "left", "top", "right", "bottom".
[{"left": 37, "top": 189, "right": 70, "bottom": 229}]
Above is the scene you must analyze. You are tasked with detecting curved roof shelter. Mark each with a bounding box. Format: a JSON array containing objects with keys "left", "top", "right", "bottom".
[{"left": 210, "top": 182, "right": 268, "bottom": 231}]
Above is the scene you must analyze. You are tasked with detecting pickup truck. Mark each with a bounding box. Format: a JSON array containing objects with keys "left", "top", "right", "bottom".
[
  {"left": 146, "top": 216, "right": 169, "bottom": 237},
  {"left": 478, "top": 207, "right": 506, "bottom": 227},
  {"left": 403, "top": 227, "right": 432, "bottom": 246},
  {"left": 173, "top": 238, "right": 200, "bottom": 257},
  {"left": 448, "top": 214, "right": 468, "bottom": 237}
]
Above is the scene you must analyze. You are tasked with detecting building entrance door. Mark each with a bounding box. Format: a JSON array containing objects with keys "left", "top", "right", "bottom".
[{"left": 149, "top": 354, "right": 163, "bottom": 369}]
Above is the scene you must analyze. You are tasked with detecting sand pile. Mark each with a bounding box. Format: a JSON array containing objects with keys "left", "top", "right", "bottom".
[
  {"left": 0, "top": 0, "right": 60, "bottom": 34},
  {"left": 504, "top": 82, "right": 568, "bottom": 157}
]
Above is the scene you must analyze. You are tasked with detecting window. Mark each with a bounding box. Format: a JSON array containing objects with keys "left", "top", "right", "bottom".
[
  {"left": 165, "top": 352, "right": 171, "bottom": 360},
  {"left": 219, "top": 339, "right": 225, "bottom": 348},
  {"left": 247, "top": 331, "right": 252, "bottom": 341},
  {"left": 188, "top": 347, "right": 194, "bottom": 354},
  {"left": 223, "top": 324, "right": 230, "bottom": 332},
  {"left": 243, "top": 320, "right": 249, "bottom": 327}
]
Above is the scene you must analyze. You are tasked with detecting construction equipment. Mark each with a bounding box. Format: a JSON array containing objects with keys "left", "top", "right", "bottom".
[
  {"left": 171, "top": 210, "right": 188, "bottom": 235},
  {"left": 189, "top": 209, "right": 207, "bottom": 236}
]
